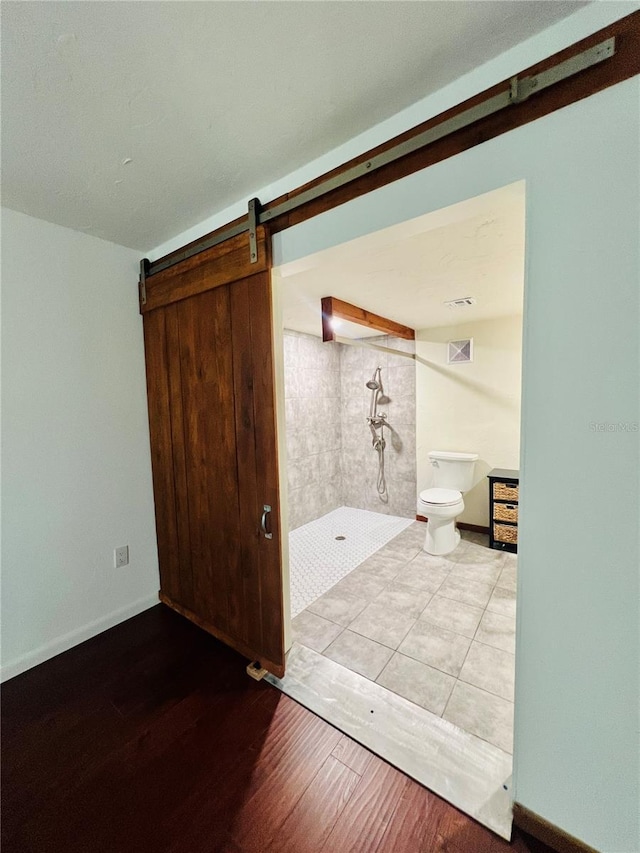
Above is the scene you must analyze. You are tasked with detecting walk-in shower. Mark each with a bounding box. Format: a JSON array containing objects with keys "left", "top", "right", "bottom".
[{"left": 282, "top": 328, "right": 416, "bottom": 528}]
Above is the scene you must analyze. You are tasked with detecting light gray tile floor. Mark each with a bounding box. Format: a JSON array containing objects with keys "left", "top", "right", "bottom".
[
  {"left": 374, "top": 580, "right": 432, "bottom": 618},
  {"left": 349, "top": 601, "right": 416, "bottom": 649},
  {"left": 398, "top": 620, "right": 471, "bottom": 677},
  {"left": 324, "top": 630, "right": 394, "bottom": 680},
  {"left": 443, "top": 680, "right": 514, "bottom": 755},
  {"left": 475, "top": 610, "right": 516, "bottom": 654},
  {"left": 437, "top": 575, "right": 494, "bottom": 609},
  {"left": 496, "top": 562, "right": 517, "bottom": 592},
  {"left": 377, "top": 652, "right": 456, "bottom": 715},
  {"left": 486, "top": 585, "right": 517, "bottom": 619},
  {"left": 307, "top": 588, "right": 367, "bottom": 626},
  {"left": 394, "top": 561, "right": 450, "bottom": 592},
  {"left": 289, "top": 610, "right": 343, "bottom": 653},
  {"left": 291, "top": 524, "right": 517, "bottom": 754},
  {"left": 459, "top": 641, "right": 515, "bottom": 701},
  {"left": 421, "top": 594, "right": 484, "bottom": 639}
]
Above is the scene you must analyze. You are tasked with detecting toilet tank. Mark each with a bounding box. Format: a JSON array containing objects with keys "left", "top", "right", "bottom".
[{"left": 428, "top": 450, "right": 479, "bottom": 492}]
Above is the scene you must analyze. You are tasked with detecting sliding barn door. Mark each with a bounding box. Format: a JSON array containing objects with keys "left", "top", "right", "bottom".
[{"left": 142, "top": 229, "right": 284, "bottom": 676}]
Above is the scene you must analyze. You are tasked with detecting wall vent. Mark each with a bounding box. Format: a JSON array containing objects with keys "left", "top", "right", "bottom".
[
  {"left": 447, "top": 338, "right": 473, "bottom": 364},
  {"left": 444, "top": 297, "right": 476, "bottom": 308}
]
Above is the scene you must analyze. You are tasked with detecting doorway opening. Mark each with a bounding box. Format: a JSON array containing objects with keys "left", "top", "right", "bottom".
[{"left": 269, "top": 180, "right": 525, "bottom": 839}]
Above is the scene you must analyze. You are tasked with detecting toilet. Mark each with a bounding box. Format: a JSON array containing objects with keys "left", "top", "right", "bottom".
[{"left": 418, "top": 451, "right": 479, "bottom": 556}]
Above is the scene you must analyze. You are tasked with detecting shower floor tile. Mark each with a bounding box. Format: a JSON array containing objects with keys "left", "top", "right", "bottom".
[{"left": 289, "top": 506, "right": 413, "bottom": 616}]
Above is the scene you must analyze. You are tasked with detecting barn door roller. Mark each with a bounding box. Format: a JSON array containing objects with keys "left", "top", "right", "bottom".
[
  {"left": 138, "top": 258, "right": 149, "bottom": 311},
  {"left": 248, "top": 197, "right": 261, "bottom": 264}
]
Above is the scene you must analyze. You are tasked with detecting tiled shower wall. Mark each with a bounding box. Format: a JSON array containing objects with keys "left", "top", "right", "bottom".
[
  {"left": 284, "top": 330, "right": 417, "bottom": 529},
  {"left": 340, "top": 336, "right": 417, "bottom": 520},
  {"left": 284, "top": 331, "right": 342, "bottom": 530}
]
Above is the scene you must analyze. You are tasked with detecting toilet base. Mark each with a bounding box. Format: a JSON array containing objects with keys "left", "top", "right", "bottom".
[{"left": 424, "top": 519, "right": 460, "bottom": 556}]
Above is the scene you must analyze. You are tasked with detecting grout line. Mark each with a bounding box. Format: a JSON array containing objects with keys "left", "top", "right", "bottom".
[
  {"left": 395, "top": 640, "right": 466, "bottom": 683},
  {"left": 417, "top": 613, "right": 477, "bottom": 645},
  {"left": 470, "top": 637, "right": 516, "bottom": 657},
  {"left": 432, "top": 591, "right": 487, "bottom": 612},
  {"left": 456, "top": 671, "right": 515, "bottom": 703},
  {"left": 440, "top": 684, "right": 457, "bottom": 720},
  {"left": 348, "top": 622, "right": 410, "bottom": 653},
  {"left": 320, "top": 626, "right": 346, "bottom": 654},
  {"left": 439, "top": 676, "right": 458, "bottom": 719}
]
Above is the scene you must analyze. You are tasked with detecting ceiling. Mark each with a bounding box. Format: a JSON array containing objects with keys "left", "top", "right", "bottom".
[
  {"left": 277, "top": 181, "right": 525, "bottom": 336},
  {"left": 1, "top": 2, "right": 585, "bottom": 252}
]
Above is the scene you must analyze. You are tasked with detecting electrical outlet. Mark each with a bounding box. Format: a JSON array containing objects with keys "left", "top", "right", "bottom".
[{"left": 114, "top": 546, "right": 129, "bottom": 568}]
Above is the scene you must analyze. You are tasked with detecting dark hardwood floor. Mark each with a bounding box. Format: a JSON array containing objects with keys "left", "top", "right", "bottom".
[{"left": 2, "top": 605, "right": 553, "bottom": 853}]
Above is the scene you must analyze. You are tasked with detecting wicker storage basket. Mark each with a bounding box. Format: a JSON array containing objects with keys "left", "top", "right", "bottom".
[
  {"left": 493, "top": 522, "right": 518, "bottom": 544},
  {"left": 494, "top": 503, "right": 518, "bottom": 523},
  {"left": 493, "top": 482, "right": 519, "bottom": 502}
]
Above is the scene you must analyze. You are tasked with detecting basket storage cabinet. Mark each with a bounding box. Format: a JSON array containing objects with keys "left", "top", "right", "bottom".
[{"left": 488, "top": 468, "right": 519, "bottom": 554}]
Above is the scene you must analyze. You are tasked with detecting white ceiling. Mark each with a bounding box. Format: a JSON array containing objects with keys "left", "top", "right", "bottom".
[
  {"left": 1, "top": 1, "right": 585, "bottom": 251},
  {"left": 277, "top": 181, "right": 525, "bottom": 336}
]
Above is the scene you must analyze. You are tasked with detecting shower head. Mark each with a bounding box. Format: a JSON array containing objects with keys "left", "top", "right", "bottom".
[{"left": 366, "top": 367, "right": 382, "bottom": 391}]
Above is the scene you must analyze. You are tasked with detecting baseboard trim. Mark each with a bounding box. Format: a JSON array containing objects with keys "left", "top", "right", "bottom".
[
  {"left": 512, "top": 803, "right": 601, "bottom": 853},
  {"left": 458, "top": 522, "right": 491, "bottom": 535},
  {"left": 0, "top": 593, "right": 159, "bottom": 683},
  {"left": 415, "top": 515, "right": 490, "bottom": 535}
]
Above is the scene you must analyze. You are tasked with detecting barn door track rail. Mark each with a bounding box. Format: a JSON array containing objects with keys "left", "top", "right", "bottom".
[{"left": 138, "top": 15, "right": 639, "bottom": 308}]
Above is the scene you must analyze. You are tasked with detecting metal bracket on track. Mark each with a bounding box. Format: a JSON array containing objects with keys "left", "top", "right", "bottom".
[
  {"left": 248, "top": 197, "right": 261, "bottom": 264},
  {"left": 509, "top": 37, "right": 615, "bottom": 104},
  {"left": 138, "top": 258, "right": 149, "bottom": 312}
]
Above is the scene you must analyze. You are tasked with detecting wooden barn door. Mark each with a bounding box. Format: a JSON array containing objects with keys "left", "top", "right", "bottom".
[{"left": 141, "top": 228, "right": 284, "bottom": 676}]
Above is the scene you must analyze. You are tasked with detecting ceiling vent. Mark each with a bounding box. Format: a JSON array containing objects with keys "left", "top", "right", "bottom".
[
  {"left": 444, "top": 297, "right": 476, "bottom": 308},
  {"left": 448, "top": 338, "right": 474, "bottom": 364}
]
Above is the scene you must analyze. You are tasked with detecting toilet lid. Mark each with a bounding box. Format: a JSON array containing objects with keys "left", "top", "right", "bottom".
[{"left": 419, "top": 487, "right": 461, "bottom": 506}]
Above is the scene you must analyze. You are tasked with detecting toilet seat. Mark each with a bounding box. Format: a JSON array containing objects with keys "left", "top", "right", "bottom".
[{"left": 419, "top": 487, "right": 461, "bottom": 507}]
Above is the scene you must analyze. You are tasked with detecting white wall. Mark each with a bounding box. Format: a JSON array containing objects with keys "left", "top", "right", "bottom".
[
  {"left": 416, "top": 315, "right": 522, "bottom": 527},
  {"left": 145, "top": 4, "right": 638, "bottom": 848},
  {"left": 1, "top": 208, "right": 159, "bottom": 681}
]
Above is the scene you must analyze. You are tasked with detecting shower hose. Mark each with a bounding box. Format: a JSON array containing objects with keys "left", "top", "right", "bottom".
[{"left": 374, "top": 436, "right": 389, "bottom": 502}]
